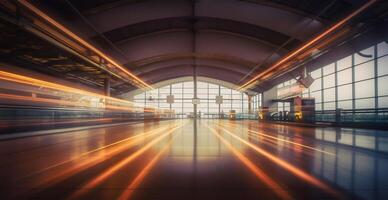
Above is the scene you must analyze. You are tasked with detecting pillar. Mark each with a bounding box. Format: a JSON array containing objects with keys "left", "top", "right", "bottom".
[
  {"left": 104, "top": 78, "right": 110, "bottom": 97},
  {"left": 193, "top": 66, "right": 197, "bottom": 119},
  {"left": 247, "top": 95, "right": 253, "bottom": 114}
]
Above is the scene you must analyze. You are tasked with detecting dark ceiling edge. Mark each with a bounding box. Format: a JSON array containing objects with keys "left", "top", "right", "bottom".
[{"left": 91, "top": 16, "right": 301, "bottom": 51}]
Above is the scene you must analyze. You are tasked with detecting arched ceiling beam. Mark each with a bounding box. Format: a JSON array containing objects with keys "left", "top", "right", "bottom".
[
  {"left": 239, "top": 0, "right": 331, "bottom": 24},
  {"left": 74, "top": 0, "right": 337, "bottom": 25},
  {"left": 92, "top": 17, "right": 301, "bottom": 51},
  {"left": 134, "top": 62, "right": 252, "bottom": 77},
  {"left": 139, "top": 64, "right": 250, "bottom": 84},
  {"left": 130, "top": 53, "right": 256, "bottom": 69}
]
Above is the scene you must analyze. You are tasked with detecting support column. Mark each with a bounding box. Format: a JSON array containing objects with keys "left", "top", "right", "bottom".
[
  {"left": 247, "top": 95, "right": 253, "bottom": 114},
  {"left": 193, "top": 66, "right": 197, "bottom": 119},
  {"left": 104, "top": 78, "right": 110, "bottom": 97}
]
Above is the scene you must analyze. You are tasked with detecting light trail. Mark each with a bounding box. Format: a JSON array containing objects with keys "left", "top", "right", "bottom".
[
  {"left": 246, "top": 133, "right": 316, "bottom": 157},
  {"left": 238, "top": 0, "right": 377, "bottom": 90},
  {"left": 117, "top": 138, "right": 174, "bottom": 200},
  {"left": 0, "top": 70, "right": 132, "bottom": 105},
  {"left": 20, "top": 124, "right": 177, "bottom": 182},
  {"left": 68, "top": 125, "right": 182, "bottom": 199},
  {"left": 206, "top": 125, "right": 293, "bottom": 200},
  {"left": 17, "top": 0, "right": 153, "bottom": 90},
  {"left": 219, "top": 123, "right": 335, "bottom": 156},
  {"left": 14, "top": 124, "right": 181, "bottom": 199},
  {"left": 0, "top": 118, "right": 116, "bottom": 128},
  {"left": 0, "top": 93, "right": 137, "bottom": 112},
  {"left": 0, "top": 70, "right": 157, "bottom": 112},
  {"left": 215, "top": 123, "right": 343, "bottom": 198}
]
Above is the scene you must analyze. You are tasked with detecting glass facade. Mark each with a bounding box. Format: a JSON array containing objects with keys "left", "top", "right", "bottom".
[
  {"left": 277, "top": 41, "right": 388, "bottom": 111},
  {"left": 132, "top": 81, "right": 262, "bottom": 118}
]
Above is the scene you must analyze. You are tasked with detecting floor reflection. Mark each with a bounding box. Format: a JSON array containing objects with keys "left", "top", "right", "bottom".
[{"left": 0, "top": 119, "right": 388, "bottom": 199}]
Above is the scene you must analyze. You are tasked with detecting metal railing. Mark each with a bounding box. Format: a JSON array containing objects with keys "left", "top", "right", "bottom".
[
  {"left": 266, "top": 108, "right": 388, "bottom": 128},
  {"left": 0, "top": 105, "right": 172, "bottom": 133}
]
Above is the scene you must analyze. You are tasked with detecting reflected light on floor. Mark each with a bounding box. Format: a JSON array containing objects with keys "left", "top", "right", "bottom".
[
  {"left": 118, "top": 139, "right": 174, "bottom": 200},
  {"left": 216, "top": 122, "right": 343, "bottom": 199},
  {"left": 13, "top": 124, "right": 181, "bottom": 200},
  {"left": 68, "top": 124, "right": 182, "bottom": 199},
  {"left": 207, "top": 125, "right": 293, "bottom": 200},
  {"left": 224, "top": 123, "right": 334, "bottom": 156}
]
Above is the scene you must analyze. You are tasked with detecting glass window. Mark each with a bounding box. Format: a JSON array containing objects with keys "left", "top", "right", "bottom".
[
  {"left": 355, "top": 80, "right": 375, "bottom": 98},
  {"left": 208, "top": 88, "right": 219, "bottom": 94},
  {"left": 302, "top": 92, "right": 309, "bottom": 98},
  {"left": 130, "top": 80, "right": 251, "bottom": 117},
  {"left": 377, "top": 42, "right": 388, "bottom": 57},
  {"left": 172, "top": 83, "right": 183, "bottom": 89},
  {"left": 197, "top": 82, "right": 207, "bottom": 88},
  {"left": 324, "top": 102, "right": 336, "bottom": 110},
  {"left": 355, "top": 98, "right": 375, "bottom": 109},
  {"left": 338, "top": 84, "right": 353, "bottom": 101},
  {"left": 310, "top": 78, "right": 322, "bottom": 92},
  {"left": 323, "top": 88, "right": 335, "bottom": 102},
  {"left": 323, "top": 74, "right": 335, "bottom": 88},
  {"left": 378, "top": 56, "right": 388, "bottom": 76},
  {"left": 338, "top": 100, "right": 353, "bottom": 109},
  {"left": 337, "top": 68, "right": 352, "bottom": 85},
  {"left": 221, "top": 100, "right": 231, "bottom": 112},
  {"left": 337, "top": 56, "right": 352, "bottom": 71},
  {"left": 209, "top": 83, "right": 218, "bottom": 89},
  {"left": 310, "top": 69, "right": 322, "bottom": 79},
  {"left": 323, "top": 63, "right": 335, "bottom": 75},
  {"left": 146, "top": 89, "right": 158, "bottom": 99},
  {"left": 183, "top": 82, "right": 194, "bottom": 88},
  {"left": 159, "top": 86, "right": 170, "bottom": 93},
  {"left": 134, "top": 93, "right": 145, "bottom": 99},
  {"left": 354, "top": 46, "right": 375, "bottom": 65},
  {"left": 183, "top": 92, "right": 193, "bottom": 99},
  {"left": 311, "top": 91, "right": 322, "bottom": 103},
  {"left": 355, "top": 61, "right": 374, "bottom": 81},
  {"left": 278, "top": 103, "right": 284, "bottom": 112},
  {"left": 378, "top": 76, "right": 388, "bottom": 96},
  {"left": 379, "top": 96, "right": 388, "bottom": 108},
  {"left": 315, "top": 103, "right": 322, "bottom": 111}
]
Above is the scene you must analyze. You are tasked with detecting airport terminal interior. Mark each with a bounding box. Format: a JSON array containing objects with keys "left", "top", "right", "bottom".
[{"left": 1, "top": 0, "right": 388, "bottom": 199}]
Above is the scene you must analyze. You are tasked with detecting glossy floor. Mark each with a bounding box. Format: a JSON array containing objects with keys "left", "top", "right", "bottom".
[{"left": 1, "top": 119, "right": 388, "bottom": 200}]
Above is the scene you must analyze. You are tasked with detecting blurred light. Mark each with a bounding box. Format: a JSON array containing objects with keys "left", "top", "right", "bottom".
[
  {"left": 68, "top": 124, "right": 182, "bottom": 199},
  {"left": 216, "top": 123, "right": 343, "bottom": 198},
  {"left": 17, "top": 0, "right": 153, "bottom": 90},
  {"left": 239, "top": 0, "right": 377, "bottom": 91},
  {"left": 118, "top": 139, "right": 173, "bottom": 200},
  {"left": 0, "top": 70, "right": 161, "bottom": 112},
  {"left": 207, "top": 125, "right": 293, "bottom": 200}
]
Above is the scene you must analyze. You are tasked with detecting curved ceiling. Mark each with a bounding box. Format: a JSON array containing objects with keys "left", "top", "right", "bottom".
[{"left": 32, "top": 0, "right": 360, "bottom": 92}]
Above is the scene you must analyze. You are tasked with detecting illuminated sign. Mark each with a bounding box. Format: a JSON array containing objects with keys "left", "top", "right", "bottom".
[
  {"left": 216, "top": 96, "right": 223, "bottom": 104},
  {"left": 277, "top": 83, "right": 305, "bottom": 99}
]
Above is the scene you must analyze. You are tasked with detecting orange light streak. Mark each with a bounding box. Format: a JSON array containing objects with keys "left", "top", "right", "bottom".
[
  {"left": 68, "top": 125, "right": 181, "bottom": 199},
  {"left": 0, "top": 70, "right": 130, "bottom": 104},
  {"left": 207, "top": 125, "right": 293, "bottom": 200},
  {"left": 17, "top": 0, "right": 153, "bottom": 90},
  {"left": 246, "top": 134, "right": 315, "bottom": 157},
  {"left": 0, "top": 118, "right": 116, "bottom": 128},
  {"left": 239, "top": 0, "right": 377, "bottom": 90},
  {"left": 0, "top": 93, "right": 138, "bottom": 112},
  {"left": 21, "top": 125, "right": 176, "bottom": 181},
  {"left": 16, "top": 124, "right": 180, "bottom": 196},
  {"left": 0, "top": 70, "right": 158, "bottom": 112},
  {"left": 216, "top": 124, "right": 343, "bottom": 198},
  {"left": 220, "top": 123, "right": 335, "bottom": 156},
  {"left": 118, "top": 139, "right": 173, "bottom": 200}
]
